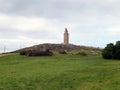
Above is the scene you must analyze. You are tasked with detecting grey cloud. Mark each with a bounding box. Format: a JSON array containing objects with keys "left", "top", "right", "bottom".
[
  {"left": 0, "top": 0, "right": 120, "bottom": 20},
  {"left": 0, "top": 28, "right": 19, "bottom": 39}
]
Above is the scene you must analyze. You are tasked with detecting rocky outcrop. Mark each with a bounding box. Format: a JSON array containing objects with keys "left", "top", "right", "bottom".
[{"left": 13, "top": 43, "right": 101, "bottom": 53}]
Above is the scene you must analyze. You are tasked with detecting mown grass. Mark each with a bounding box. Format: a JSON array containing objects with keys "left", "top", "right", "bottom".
[{"left": 0, "top": 50, "right": 120, "bottom": 90}]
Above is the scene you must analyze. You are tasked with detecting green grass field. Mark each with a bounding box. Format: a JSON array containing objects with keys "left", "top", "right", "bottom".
[{"left": 0, "top": 51, "right": 120, "bottom": 90}]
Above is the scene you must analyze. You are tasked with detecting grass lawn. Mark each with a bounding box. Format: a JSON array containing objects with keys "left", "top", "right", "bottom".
[{"left": 0, "top": 51, "right": 120, "bottom": 90}]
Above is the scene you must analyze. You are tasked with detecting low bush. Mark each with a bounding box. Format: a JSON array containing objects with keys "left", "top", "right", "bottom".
[
  {"left": 20, "top": 50, "right": 27, "bottom": 55},
  {"left": 59, "top": 50, "right": 67, "bottom": 54},
  {"left": 20, "top": 49, "right": 53, "bottom": 56},
  {"left": 76, "top": 52, "right": 87, "bottom": 56}
]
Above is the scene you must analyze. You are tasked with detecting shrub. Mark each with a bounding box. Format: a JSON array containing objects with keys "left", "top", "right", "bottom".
[
  {"left": 20, "top": 50, "right": 27, "bottom": 55},
  {"left": 76, "top": 52, "right": 87, "bottom": 56},
  {"left": 59, "top": 50, "right": 67, "bottom": 54},
  {"left": 27, "top": 49, "right": 53, "bottom": 56},
  {"left": 102, "top": 43, "right": 114, "bottom": 59},
  {"left": 102, "top": 41, "right": 120, "bottom": 60},
  {"left": 20, "top": 49, "right": 53, "bottom": 56}
]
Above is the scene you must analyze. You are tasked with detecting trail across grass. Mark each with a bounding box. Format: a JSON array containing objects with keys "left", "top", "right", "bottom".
[{"left": 0, "top": 52, "right": 120, "bottom": 90}]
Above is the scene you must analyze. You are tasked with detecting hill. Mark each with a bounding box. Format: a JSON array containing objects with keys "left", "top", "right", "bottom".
[{"left": 13, "top": 43, "right": 101, "bottom": 53}]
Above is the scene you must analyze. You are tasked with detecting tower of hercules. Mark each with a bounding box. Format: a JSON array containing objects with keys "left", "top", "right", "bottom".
[{"left": 64, "top": 28, "right": 69, "bottom": 45}]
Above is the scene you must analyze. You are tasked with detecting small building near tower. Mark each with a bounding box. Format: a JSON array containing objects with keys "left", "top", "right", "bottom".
[{"left": 64, "top": 28, "right": 69, "bottom": 45}]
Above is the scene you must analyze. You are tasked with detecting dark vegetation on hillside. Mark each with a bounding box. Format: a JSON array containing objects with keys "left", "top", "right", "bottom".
[
  {"left": 102, "top": 41, "right": 120, "bottom": 60},
  {"left": 20, "top": 49, "right": 53, "bottom": 56},
  {"left": 59, "top": 50, "right": 67, "bottom": 54},
  {"left": 76, "top": 52, "right": 87, "bottom": 56}
]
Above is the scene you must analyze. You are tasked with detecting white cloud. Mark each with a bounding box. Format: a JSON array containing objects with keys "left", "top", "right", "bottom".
[
  {"left": 0, "top": 13, "right": 60, "bottom": 32},
  {"left": 108, "top": 27, "right": 120, "bottom": 35}
]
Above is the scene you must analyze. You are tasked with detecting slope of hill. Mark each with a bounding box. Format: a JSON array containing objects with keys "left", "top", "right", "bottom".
[
  {"left": 13, "top": 43, "right": 101, "bottom": 53},
  {"left": 0, "top": 53, "right": 120, "bottom": 90}
]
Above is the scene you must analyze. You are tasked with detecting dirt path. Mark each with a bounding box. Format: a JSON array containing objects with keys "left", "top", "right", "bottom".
[{"left": 0, "top": 54, "right": 11, "bottom": 57}]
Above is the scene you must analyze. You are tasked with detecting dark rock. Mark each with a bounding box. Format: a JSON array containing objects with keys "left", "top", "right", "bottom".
[{"left": 14, "top": 43, "right": 102, "bottom": 53}]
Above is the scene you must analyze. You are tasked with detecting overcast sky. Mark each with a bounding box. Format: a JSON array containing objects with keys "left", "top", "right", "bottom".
[{"left": 0, "top": 0, "right": 120, "bottom": 52}]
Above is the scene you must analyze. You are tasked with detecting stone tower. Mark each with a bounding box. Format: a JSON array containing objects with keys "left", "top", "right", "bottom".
[{"left": 64, "top": 28, "right": 69, "bottom": 45}]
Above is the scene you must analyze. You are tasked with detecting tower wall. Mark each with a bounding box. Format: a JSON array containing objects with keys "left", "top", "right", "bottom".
[{"left": 64, "top": 28, "right": 69, "bottom": 45}]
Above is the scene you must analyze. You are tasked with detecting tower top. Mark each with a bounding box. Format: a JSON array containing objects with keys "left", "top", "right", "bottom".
[{"left": 65, "top": 28, "right": 68, "bottom": 33}]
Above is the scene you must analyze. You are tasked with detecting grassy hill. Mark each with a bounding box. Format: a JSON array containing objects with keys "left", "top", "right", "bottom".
[{"left": 0, "top": 50, "right": 120, "bottom": 90}]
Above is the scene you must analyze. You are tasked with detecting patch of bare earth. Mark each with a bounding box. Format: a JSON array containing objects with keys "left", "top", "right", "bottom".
[{"left": 0, "top": 54, "right": 11, "bottom": 57}]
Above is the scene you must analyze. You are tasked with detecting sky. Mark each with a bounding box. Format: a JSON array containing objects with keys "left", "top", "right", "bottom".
[{"left": 0, "top": 0, "right": 120, "bottom": 52}]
